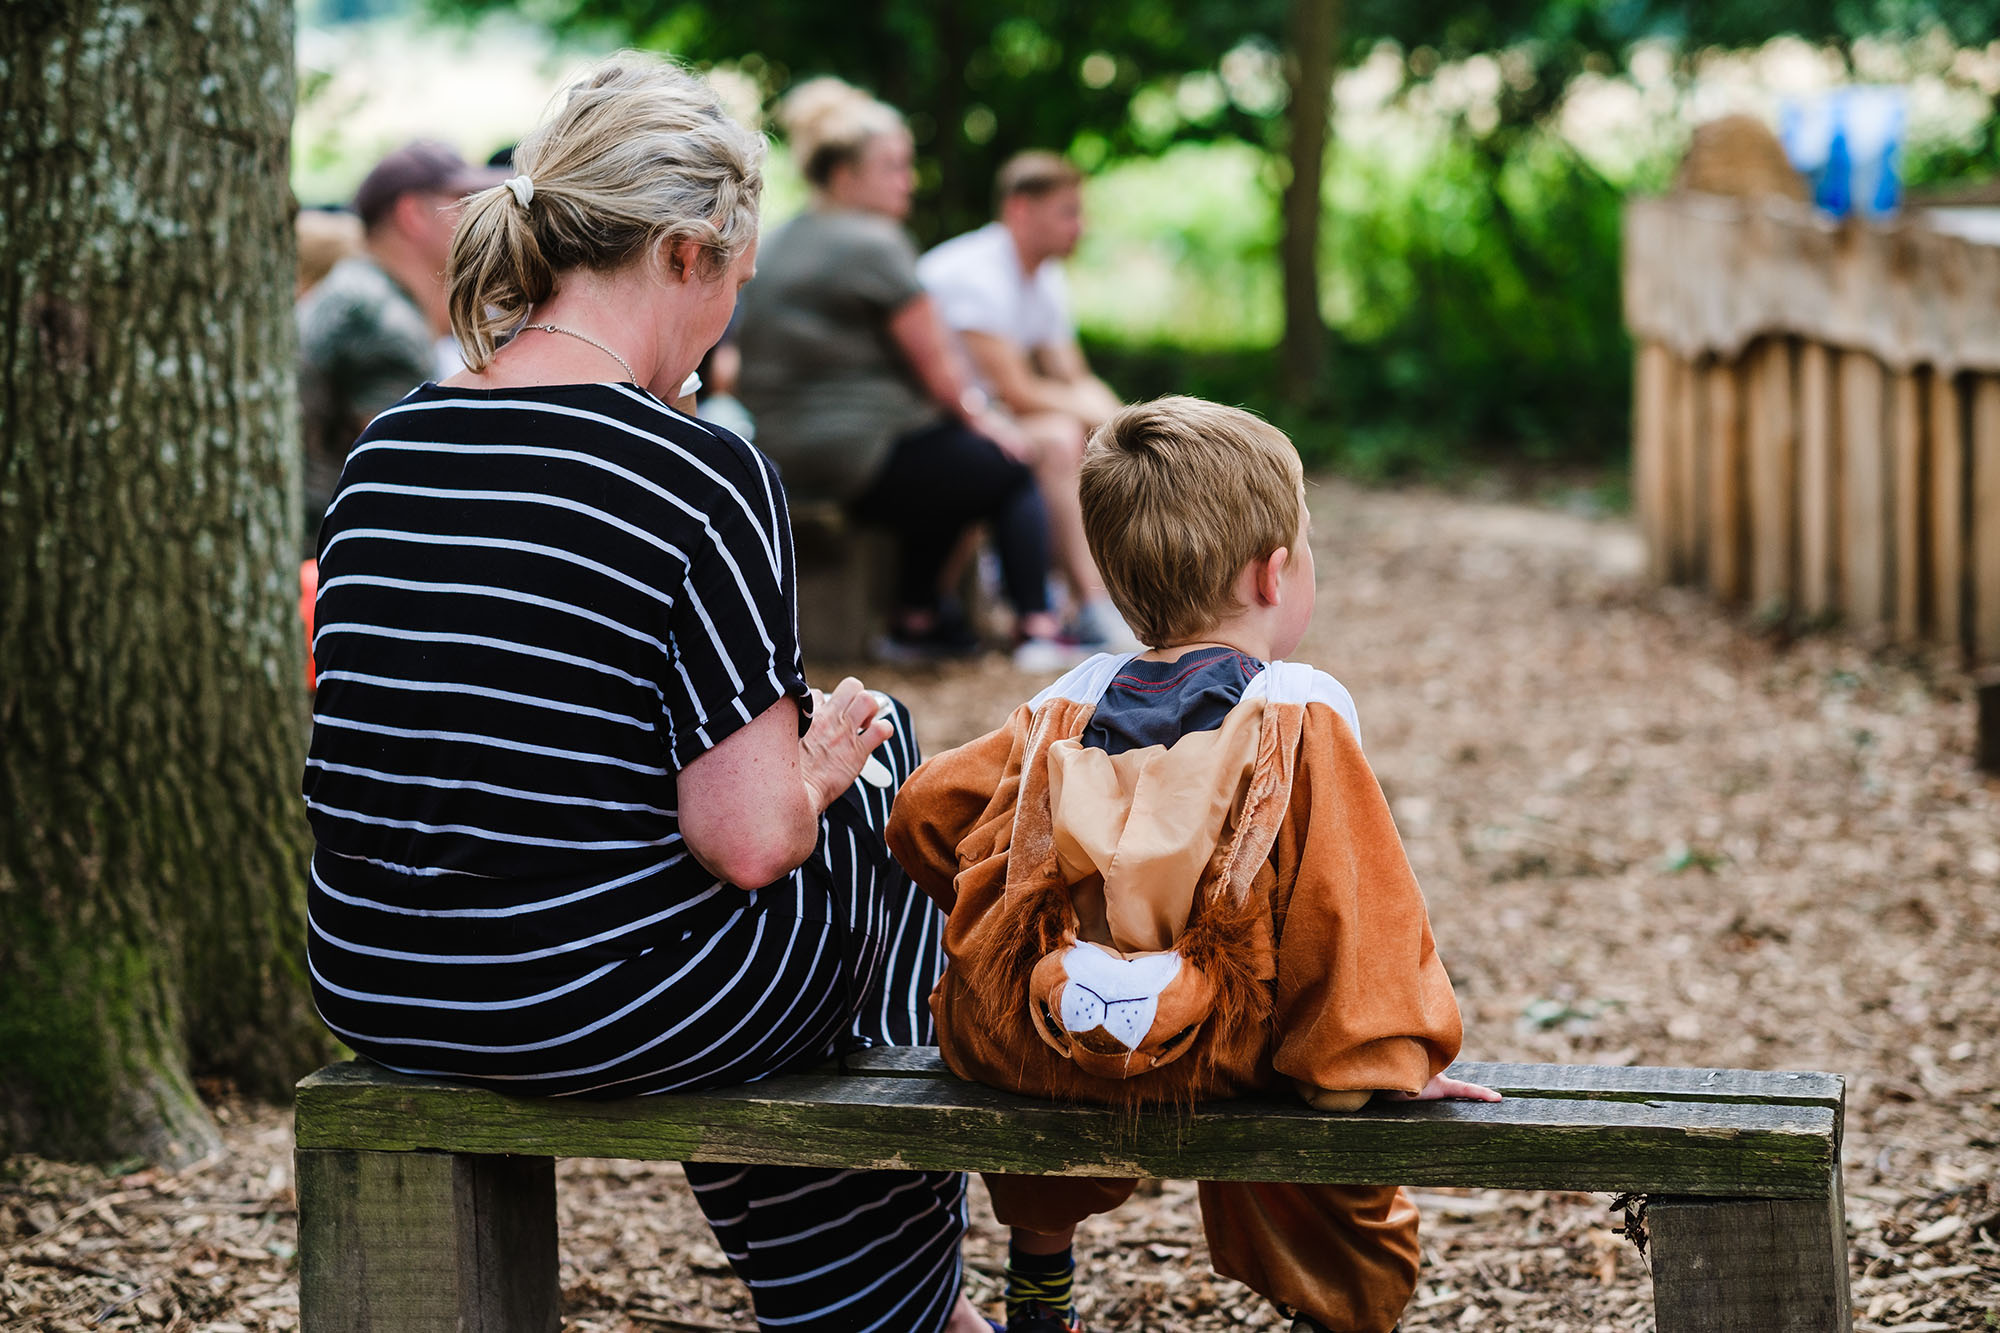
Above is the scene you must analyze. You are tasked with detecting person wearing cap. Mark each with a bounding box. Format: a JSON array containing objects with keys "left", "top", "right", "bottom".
[
  {"left": 295, "top": 140, "right": 500, "bottom": 556},
  {"left": 917, "top": 152, "right": 1133, "bottom": 650}
]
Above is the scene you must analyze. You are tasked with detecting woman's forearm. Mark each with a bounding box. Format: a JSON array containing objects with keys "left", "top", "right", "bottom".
[
  {"left": 886, "top": 295, "right": 980, "bottom": 421},
  {"left": 677, "top": 699, "right": 822, "bottom": 888},
  {"left": 677, "top": 682, "right": 893, "bottom": 889}
]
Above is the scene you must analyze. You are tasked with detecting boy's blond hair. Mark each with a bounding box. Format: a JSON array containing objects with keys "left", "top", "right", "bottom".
[{"left": 1080, "top": 396, "right": 1305, "bottom": 648}]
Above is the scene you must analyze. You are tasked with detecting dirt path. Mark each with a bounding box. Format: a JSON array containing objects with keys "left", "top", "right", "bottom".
[{"left": 5, "top": 478, "right": 1996, "bottom": 1332}]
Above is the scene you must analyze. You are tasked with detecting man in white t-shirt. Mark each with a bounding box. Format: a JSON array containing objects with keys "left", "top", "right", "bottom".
[{"left": 918, "top": 153, "right": 1133, "bottom": 648}]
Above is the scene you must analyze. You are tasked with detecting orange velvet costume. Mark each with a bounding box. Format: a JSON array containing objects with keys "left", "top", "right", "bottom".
[{"left": 885, "top": 655, "right": 1464, "bottom": 1333}]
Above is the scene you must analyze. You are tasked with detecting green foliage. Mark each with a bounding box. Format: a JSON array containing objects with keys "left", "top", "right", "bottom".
[
  {"left": 1069, "top": 141, "right": 1283, "bottom": 350},
  {"left": 424, "top": 0, "right": 1292, "bottom": 243},
  {"left": 1083, "top": 114, "right": 1639, "bottom": 466},
  {"left": 1333, "top": 125, "right": 1633, "bottom": 458}
]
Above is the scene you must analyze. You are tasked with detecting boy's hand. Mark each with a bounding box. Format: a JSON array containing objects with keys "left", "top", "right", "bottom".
[
  {"left": 1382, "top": 1073, "right": 1504, "bottom": 1103},
  {"left": 1295, "top": 1082, "right": 1374, "bottom": 1112}
]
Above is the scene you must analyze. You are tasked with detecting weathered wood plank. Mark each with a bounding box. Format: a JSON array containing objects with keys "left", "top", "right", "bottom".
[
  {"left": 1747, "top": 338, "right": 1797, "bottom": 614},
  {"left": 1798, "top": 342, "right": 1839, "bottom": 617},
  {"left": 295, "top": 1065, "right": 1838, "bottom": 1198},
  {"left": 1707, "top": 360, "right": 1747, "bottom": 602},
  {"left": 296, "top": 1148, "right": 558, "bottom": 1333},
  {"left": 1649, "top": 1193, "right": 1853, "bottom": 1333},
  {"left": 1840, "top": 350, "right": 1890, "bottom": 627},
  {"left": 1975, "top": 376, "right": 2000, "bottom": 664},
  {"left": 1931, "top": 371, "right": 1967, "bottom": 651},
  {"left": 1635, "top": 341, "right": 1676, "bottom": 582},
  {"left": 1892, "top": 369, "right": 1927, "bottom": 641},
  {"left": 837, "top": 1049, "right": 1844, "bottom": 1109}
]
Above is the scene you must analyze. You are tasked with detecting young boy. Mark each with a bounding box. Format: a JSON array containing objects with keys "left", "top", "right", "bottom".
[{"left": 885, "top": 397, "right": 1499, "bottom": 1333}]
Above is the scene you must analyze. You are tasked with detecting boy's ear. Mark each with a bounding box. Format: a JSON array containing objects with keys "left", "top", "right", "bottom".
[{"left": 1254, "top": 546, "right": 1291, "bottom": 607}]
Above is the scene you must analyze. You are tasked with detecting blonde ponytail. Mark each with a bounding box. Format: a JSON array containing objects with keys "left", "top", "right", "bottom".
[{"left": 448, "top": 184, "right": 557, "bottom": 371}]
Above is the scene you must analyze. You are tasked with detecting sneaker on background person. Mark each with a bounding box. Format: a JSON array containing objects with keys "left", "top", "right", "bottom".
[{"left": 873, "top": 598, "right": 983, "bottom": 663}]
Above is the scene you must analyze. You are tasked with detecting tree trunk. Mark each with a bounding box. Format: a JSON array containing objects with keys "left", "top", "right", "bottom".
[
  {"left": 1279, "top": 0, "right": 1340, "bottom": 408},
  {"left": 0, "top": 0, "right": 327, "bottom": 1164}
]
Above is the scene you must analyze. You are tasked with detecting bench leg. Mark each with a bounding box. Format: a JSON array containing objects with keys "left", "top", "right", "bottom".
[
  {"left": 1648, "top": 1191, "right": 1852, "bottom": 1333},
  {"left": 297, "top": 1148, "right": 559, "bottom": 1333}
]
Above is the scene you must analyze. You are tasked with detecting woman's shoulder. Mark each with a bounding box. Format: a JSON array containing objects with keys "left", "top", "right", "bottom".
[
  {"left": 590, "top": 385, "right": 780, "bottom": 500},
  {"left": 773, "top": 208, "right": 916, "bottom": 268},
  {"left": 390, "top": 381, "right": 781, "bottom": 518}
]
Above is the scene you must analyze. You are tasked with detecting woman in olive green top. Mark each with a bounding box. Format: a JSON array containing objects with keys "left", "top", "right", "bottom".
[{"left": 737, "top": 79, "right": 1071, "bottom": 668}]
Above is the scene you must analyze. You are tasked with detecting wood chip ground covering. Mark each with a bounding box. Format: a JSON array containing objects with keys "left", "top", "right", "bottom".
[{"left": 5, "top": 478, "right": 1997, "bottom": 1332}]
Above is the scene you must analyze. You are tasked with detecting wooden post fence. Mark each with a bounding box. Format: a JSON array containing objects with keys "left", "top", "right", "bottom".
[{"left": 1625, "top": 193, "right": 2000, "bottom": 664}]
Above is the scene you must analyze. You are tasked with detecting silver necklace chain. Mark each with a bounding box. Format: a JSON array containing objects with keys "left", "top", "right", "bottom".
[{"left": 524, "top": 322, "right": 636, "bottom": 384}]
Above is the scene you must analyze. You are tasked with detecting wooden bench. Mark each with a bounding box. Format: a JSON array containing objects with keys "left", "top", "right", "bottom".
[{"left": 294, "top": 1049, "right": 1852, "bottom": 1333}]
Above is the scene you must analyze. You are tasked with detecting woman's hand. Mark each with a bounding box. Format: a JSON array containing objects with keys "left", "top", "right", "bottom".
[{"left": 800, "top": 677, "right": 895, "bottom": 814}]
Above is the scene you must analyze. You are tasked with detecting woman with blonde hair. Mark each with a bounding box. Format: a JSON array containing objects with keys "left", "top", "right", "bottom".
[
  {"left": 737, "top": 77, "right": 1075, "bottom": 668},
  {"left": 304, "top": 54, "right": 985, "bottom": 1333}
]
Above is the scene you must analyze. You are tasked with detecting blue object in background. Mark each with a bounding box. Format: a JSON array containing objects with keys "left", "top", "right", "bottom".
[{"left": 1779, "top": 87, "right": 1905, "bottom": 219}]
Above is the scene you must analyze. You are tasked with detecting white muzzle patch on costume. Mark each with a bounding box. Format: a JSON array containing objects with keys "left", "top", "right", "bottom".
[{"left": 1056, "top": 943, "right": 1183, "bottom": 1052}]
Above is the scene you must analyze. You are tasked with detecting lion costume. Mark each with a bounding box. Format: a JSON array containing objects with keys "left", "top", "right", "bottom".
[{"left": 886, "top": 651, "right": 1464, "bottom": 1332}]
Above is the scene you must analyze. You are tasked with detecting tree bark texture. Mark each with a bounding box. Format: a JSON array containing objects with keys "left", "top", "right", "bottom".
[
  {"left": 0, "top": 0, "right": 326, "bottom": 1163},
  {"left": 1279, "top": 0, "right": 1339, "bottom": 407}
]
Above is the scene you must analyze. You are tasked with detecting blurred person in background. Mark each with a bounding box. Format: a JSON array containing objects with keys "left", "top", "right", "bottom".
[
  {"left": 296, "top": 140, "right": 500, "bottom": 556},
  {"left": 736, "top": 78, "right": 1078, "bottom": 670},
  {"left": 295, "top": 207, "right": 364, "bottom": 297},
  {"left": 919, "top": 152, "right": 1133, "bottom": 650}
]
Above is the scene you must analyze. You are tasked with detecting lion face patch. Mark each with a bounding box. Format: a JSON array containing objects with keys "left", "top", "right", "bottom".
[{"left": 1027, "top": 940, "right": 1218, "bottom": 1078}]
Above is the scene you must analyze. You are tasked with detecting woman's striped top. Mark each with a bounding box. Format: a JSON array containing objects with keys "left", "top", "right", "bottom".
[{"left": 303, "top": 381, "right": 809, "bottom": 967}]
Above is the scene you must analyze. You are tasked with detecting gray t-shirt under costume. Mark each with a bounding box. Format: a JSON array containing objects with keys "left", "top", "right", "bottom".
[{"left": 735, "top": 209, "right": 936, "bottom": 502}]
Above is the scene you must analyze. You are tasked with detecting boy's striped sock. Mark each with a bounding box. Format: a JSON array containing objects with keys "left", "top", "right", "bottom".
[{"left": 1004, "top": 1244, "right": 1079, "bottom": 1331}]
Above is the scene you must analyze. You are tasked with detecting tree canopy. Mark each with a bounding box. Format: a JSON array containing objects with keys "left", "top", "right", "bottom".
[{"left": 433, "top": 0, "right": 2000, "bottom": 241}]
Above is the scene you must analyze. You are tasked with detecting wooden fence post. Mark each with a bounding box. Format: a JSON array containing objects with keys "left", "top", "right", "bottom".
[
  {"left": 1706, "top": 360, "right": 1747, "bottom": 603},
  {"left": 1746, "top": 339, "right": 1797, "bottom": 615},
  {"left": 1978, "top": 668, "right": 2000, "bottom": 773},
  {"left": 297, "top": 1148, "right": 559, "bottom": 1333},
  {"left": 1672, "top": 353, "right": 1705, "bottom": 585},
  {"left": 1839, "top": 351, "right": 1890, "bottom": 628},
  {"left": 1891, "top": 369, "right": 1927, "bottom": 642},
  {"left": 1798, "top": 343, "right": 1839, "bottom": 618},
  {"left": 1635, "top": 342, "right": 1675, "bottom": 583},
  {"left": 1931, "top": 371, "right": 1967, "bottom": 654},
  {"left": 1975, "top": 377, "right": 2000, "bottom": 665}
]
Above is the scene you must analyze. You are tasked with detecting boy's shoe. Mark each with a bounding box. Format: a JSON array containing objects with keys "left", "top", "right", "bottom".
[{"left": 1006, "top": 1300, "right": 1084, "bottom": 1333}]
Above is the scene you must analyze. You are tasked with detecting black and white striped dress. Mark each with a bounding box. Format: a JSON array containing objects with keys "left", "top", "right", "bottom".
[{"left": 304, "top": 381, "right": 965, "bottom": 1332}]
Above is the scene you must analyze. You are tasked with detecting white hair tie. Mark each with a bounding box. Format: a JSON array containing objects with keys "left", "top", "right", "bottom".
[{"left": 504, "top": 174, "right": 535, "bottom": 209}]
